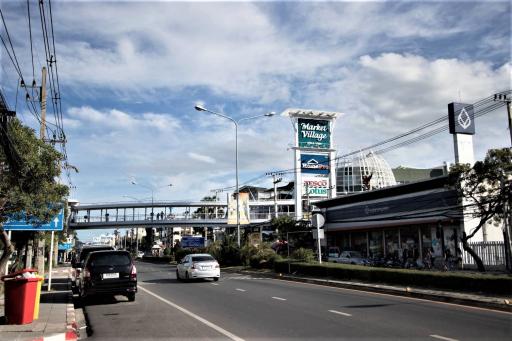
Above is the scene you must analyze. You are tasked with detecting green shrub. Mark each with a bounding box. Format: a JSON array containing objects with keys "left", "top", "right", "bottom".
[
  {"left": 273, "top": 260, "right": 512, "bottom": 295},
  {"left": 291, "top": 248, "right": 315, "bottom": 263},
  {"left": 174, "top": 247, "right": 206, "bottom": 261}
]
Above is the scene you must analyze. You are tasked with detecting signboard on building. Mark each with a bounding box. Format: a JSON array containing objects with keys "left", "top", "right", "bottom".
[
  {"left": 298, "top": 118, "right": 330, "bottom": 149},
  {"left": 3, "top": 208, "right": 64, "bottom": 231},
  {"left": 181, "top": 236, "right": 205, "bottom": 248},
  {"left": 58, "top": 243, "right": 73, "bottom": 251},
  {"left": 302, "top": 176, "right": 329, "bottom": 197},
  {"left": 448, "top": 102, "right": 475, "bottom": 135},
  {"left": 301, "top": 154, "right": 329, "bottom": 175},
  {"left": 227, "top": 192, "right": 250, "bottom": 225}
]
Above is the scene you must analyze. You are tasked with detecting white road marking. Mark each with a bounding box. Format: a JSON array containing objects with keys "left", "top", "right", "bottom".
[
  {"left": 236, "top": 288, "right": 246, "bottom": 292},
  {"left": 271, "top": 296, "right": 287, "bottom": 301},
  {"left": 211, "top": 283, "right": 219, "bottom": 286},
  {"left": 138, "top": 285, "right": 244, "bottom": 341},
  {"left": 328, "top": 309, "right": 352, "bottom": 317},
  {"left": 430, "top": 335, "right": 459, "bottom": 341}
]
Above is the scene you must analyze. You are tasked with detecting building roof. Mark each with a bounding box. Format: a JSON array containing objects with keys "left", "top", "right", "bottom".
[{"left": 315, "top": 175, "right": 453, "bottom": 208}]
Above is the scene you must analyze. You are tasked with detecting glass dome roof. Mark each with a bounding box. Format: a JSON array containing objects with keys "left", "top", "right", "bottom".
[{"left": 336, "top": 151, "right": 397, "bottom": 195}]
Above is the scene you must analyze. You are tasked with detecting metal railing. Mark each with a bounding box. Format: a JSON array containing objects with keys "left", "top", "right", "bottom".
[{"left": 463, "top": 241, "right": 506, "bottom": 267}]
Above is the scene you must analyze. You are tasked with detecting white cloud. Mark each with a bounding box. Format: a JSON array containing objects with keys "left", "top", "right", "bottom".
[{"left": 188, "top": 152, "right": 216, "bottom": 164}]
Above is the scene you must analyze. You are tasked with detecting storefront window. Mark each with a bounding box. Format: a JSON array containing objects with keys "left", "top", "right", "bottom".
[
  {"left": 399, "top": 227, "right": 419, "bottom": 263},
  {"left": 351, "top": 231, "right": 367, "bottom": 257},
  {"left": 368, "top": 231, "right": 383, "bottom": 259},
  {"left": 385, "top": 229, "right": 399, "bottom": 260}
]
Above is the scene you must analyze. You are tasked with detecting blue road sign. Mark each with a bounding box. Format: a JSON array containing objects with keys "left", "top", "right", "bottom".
[
  {"left": 181, "top": 236, "right": 205, "bottom": 248},
  {"left": 3, "top": 208, "right": 64, "bottom": 231},
  {"left": 58, "top": 242, "right": 73, "bottom": 251}
]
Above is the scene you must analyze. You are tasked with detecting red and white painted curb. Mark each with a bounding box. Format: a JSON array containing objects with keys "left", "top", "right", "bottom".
[{"left": 28, "top": 271, "right": 79, "bottom": 341}]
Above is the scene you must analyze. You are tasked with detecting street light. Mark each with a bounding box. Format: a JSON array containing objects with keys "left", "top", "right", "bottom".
[{"left": 195, "top": 105, "right": 275, "bottom": 246}]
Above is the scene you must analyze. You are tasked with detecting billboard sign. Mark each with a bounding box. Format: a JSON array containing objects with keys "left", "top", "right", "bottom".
[
  {"left": 227, "top": 192, "right": 250, "bottom": 225},
  {"left": 3, "top": 208, "right": 64, "bottom": 231},
  {"left": 298, "top": 118, "right": 330, "bottom": 149},
  {"left": 301, "top": 154, "right": 329, "bottom": 175},
  {"left": 302, "top": 176, "right": 329, "bottom": 197},
  {"left": 181, "top": 236, "right": 205, "bottom": 248},
  {"left": 448, "top": 102, "right": 475, "bottom": 135}
]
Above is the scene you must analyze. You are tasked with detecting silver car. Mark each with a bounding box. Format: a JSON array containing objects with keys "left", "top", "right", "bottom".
[
  {"left": 176, "top": 253, "right": 220, "bottom": 281},
  {"left": 328, "top": 250, "right": 370, "bottom": 265}
]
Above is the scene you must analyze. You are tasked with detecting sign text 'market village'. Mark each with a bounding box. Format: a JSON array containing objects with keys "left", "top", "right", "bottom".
[{"left": 300, "top": 121, "right": 328, "bottom": 142}]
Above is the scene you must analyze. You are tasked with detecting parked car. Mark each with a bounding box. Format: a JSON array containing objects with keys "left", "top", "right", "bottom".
[
  {"left": 71, "top": 245, "right": 114, "bottom": 292},
  {"left": 136, "top": 251, "right": 144, "bottom": 259},
  {"left": 176, "top": 253, "right": 220, "bottom": 281},
  {"left": 328, "top": 250, "right": 370, "bottom": 265},
  {"left": 79, "top": 250, "right": 137, "bottom": 302}
]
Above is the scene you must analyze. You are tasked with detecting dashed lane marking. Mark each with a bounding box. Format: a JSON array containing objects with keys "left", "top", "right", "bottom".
[
  {"left": 138, "top": 285, "right": 244, "bottom": 341},
  {"left": 271, "top": 296, "right": 286, "bottom": 301},
  {"left": 235, "top": 288, "right": 246, "bottom": 292},
  {"left": 328, "top": 309, "right": 352, "bottom": 317},
  {"left": 430, "top": 335, "right": 459, "bottom": 341},
  {"left": 211, "top": 283, "right": 219, "bottom": 286}
]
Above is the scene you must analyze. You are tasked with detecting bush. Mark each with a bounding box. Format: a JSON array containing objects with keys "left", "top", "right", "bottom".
[
  {"left": 273, "top": 260, "right": 512, "bottom": 295},
  {"left": 244, "top": 243, "right": 280, "bottom": 269},
  {"left": 174, "top": 247, "right": 206, "bottom": 261},
  {"left": 163, "top": 247, "right": 171, "bottom": 256},
  {"left": 291, "top": 248, "right": 315, "bottom": 263}
]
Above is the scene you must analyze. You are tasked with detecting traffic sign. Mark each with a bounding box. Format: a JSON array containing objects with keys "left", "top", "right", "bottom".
[{"left": 3, "top": 208, "right": 64, "bottom": 231}]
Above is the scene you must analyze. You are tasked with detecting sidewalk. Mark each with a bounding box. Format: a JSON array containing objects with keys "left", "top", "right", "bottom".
[
  {"left": 222, "top": 267, "right": 512, "bottom": 312},
  {"left": 0, "top": 266, "right": 79, "bottom": 341}
]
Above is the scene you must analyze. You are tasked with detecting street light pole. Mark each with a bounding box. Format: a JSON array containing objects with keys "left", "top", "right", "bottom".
[{"left": 194, "top": 105, "right": 274, "bottom": 246}]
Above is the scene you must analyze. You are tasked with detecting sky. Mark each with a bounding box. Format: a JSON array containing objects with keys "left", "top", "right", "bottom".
[{"left": 1, "top": 1, "right": 510, "bottom": 241}]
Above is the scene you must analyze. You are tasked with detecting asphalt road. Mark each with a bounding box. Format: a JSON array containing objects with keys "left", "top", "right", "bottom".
[{"left": 82, "top": 261, "right": 512, "bottom": 341}]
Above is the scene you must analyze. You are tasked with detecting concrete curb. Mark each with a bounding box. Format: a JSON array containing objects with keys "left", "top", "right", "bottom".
[{"left": 224, "top": 268, "right": 512, "bottom": 313}]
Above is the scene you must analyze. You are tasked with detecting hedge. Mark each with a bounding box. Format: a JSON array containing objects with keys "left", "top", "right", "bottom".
[{"left": 274, "top": 260, "right": 512, "bottom": 295}]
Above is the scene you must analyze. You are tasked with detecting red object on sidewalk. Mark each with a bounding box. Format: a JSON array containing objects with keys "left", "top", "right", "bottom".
[{"left": 1, "top": 269, "right": 42, "bottom": 325}]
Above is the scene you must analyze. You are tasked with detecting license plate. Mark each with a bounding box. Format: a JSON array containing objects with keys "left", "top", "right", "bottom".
[
  {"left": 102, "top": 273, "right": 119, "bottom": 279},
  {"left": 202, "top": 266, "right": 211, "bottom": 270}
]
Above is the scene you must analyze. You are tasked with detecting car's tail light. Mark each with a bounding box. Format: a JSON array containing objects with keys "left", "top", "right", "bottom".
[
  {"left": 84, "top": 268, "right": 91, "bottom": 279},
  {"left": 191, "top": 262, "right": 198, "bottom": 270},
  {"left": 214, "top": 262, "right": 220, "bottom": 269},
  {"left": 130, "top": 265, "right": 137, "bottom": 280}
]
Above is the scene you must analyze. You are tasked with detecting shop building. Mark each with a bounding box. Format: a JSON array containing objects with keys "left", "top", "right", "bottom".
[{"left": 315, "top": 176, "right": 463, "bottom": 264}]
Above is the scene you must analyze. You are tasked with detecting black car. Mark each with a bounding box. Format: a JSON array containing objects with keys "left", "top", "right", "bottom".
[
  {"left": 71, "top": 245, "right": 114, "bottom": 292},
  {"left": 79, "top": 250, "right": 137, "bottom": 302}
]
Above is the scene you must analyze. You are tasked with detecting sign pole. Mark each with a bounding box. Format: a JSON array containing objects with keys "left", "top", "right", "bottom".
[{"left": 48, "top": 231, "right": 54, "bottom": 291}]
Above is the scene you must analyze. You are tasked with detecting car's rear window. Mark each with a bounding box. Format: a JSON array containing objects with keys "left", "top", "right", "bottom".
[
  {"left": 89, "top": 253, "right": 131, "bottom": 266},
  {"left": 192, "top": 256, "right": 215, "bottom": 262},
  {"left": 80, "top": 247, "right": 113, "bottom": 261}
]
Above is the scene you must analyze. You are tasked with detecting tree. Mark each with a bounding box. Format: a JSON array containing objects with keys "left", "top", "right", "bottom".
[
  {"left": 0, "top": 118, "right": 68, "bottom": 276},
  {"left": 449, "top": 148, "right": 512, "bottom": 272}
]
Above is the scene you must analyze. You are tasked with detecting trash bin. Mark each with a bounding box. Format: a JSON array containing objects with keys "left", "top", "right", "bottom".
[
  {"left": 1, "top": 269, "right": 42, "bottom": 325},
  {"left": 33, "top": 275, "right": 44, "bottom": 320}
]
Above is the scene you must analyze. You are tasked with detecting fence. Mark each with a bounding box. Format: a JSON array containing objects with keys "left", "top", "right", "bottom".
[{"left": 463, "top": 241, "right": 506, "bottom": 267}]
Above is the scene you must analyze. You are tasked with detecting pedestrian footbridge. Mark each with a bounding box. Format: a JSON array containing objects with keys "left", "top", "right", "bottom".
[{"left": 69, "top": 201, "right": 230, "bottom": 230}]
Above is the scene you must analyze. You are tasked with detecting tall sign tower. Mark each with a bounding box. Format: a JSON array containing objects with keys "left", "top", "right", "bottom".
[{"left": 284, "top": 109, "right": 339, "bottom": 220}]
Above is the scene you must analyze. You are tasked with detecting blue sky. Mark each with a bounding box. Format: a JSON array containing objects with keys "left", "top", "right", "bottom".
[{"left": 1, "top": 1, "right": 510, "bottom": 241}]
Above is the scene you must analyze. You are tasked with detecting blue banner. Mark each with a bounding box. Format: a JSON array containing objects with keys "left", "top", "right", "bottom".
[{"left": 58, "top": 243, "right": 73, "bottom": 251}]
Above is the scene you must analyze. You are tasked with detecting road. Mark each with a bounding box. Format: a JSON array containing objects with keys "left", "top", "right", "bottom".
[{"left": 82, "top": 261, "right": 511, "bottom": 340}]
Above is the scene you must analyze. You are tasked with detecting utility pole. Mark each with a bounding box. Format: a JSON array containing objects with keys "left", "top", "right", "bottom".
[
  {"left": 493, "top": 93, "right": 512, "bottom": 146},
  {"left": 36, "top": 67, "right": 47, "bottom": 276},
  {"left": 266, "top": 172, "right": 283, "bottom": 219}
]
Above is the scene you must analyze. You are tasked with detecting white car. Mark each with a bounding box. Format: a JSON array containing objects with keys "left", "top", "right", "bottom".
[{"left": 176, "top": 253, "right": 220, "bottom": 281}]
